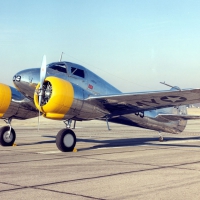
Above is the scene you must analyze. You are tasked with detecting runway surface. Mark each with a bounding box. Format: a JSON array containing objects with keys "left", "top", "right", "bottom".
[{"left": 1, "top": 108, "right": 200, "bottom": 199}]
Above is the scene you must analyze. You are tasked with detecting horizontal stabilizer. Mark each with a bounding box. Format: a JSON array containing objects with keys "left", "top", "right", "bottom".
[{"left": 154, "top": 114, "right": 200, "bottom": 122}]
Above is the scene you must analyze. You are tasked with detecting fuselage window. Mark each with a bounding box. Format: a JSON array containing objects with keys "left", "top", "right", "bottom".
[
  {"left": 49, "top": 65, "right": 67, "bottom": 73},
  {"left": 71, "top": 67, "right": 85, "bottom": 78}
]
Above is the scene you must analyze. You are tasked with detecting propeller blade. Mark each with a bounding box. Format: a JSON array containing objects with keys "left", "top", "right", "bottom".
[
  {"left": 38, "top": 55, "right": 47, "bottom": 131},
  {"left": 39, "top": 55, "right": 47, "bottom": 106}
]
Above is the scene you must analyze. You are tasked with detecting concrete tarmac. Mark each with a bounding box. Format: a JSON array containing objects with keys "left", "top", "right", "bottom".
[{"left": 1, "top": 108, "right": 200, "bottom": 199}]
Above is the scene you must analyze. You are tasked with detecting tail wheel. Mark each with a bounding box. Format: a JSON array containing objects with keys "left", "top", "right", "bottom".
[
  {"left": 56, "top": 129, "right": 76, "bottom": 152},
  {"left": 0, "top": 126, "right": 16, "bottom": 146}
]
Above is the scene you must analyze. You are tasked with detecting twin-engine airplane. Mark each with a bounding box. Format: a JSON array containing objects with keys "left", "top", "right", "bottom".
[{"left": 1, "top": 55, "right": 200, "bottom": 152}]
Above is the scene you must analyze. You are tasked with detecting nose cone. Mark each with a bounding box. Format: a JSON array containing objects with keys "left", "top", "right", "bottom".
[{"left": 13, "top": 68, "right": 40, "bottom": 99}]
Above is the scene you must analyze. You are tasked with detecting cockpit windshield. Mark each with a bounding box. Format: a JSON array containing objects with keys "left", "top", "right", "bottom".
[
  {"left": 48, "top": 62, "right": 86, "bottom": 78},
  {"left": 48, "top": 63, "right": 67, "bottom": 73},
  {"left": 71, "top": 67, "right": 85, "bottom": 78}
]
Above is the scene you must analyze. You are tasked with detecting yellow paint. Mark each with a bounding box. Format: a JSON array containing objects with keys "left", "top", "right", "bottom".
[
  {"left": 34, "top": 77, "right": 74, "bottom": 120},
  {"left": 73, "top": 148, "right": 77, "bottom": 152},
  {"left": 45, "top": 113, "right": 65, "bottom": 119},
  {"left": 0, "top": 83, "right": 11, "bottom": 118},
  {"left": 13, "top": 143, "right": 17, "bottom": 146}
]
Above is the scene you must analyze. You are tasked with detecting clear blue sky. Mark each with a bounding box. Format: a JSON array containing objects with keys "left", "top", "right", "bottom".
[{"left": 1, "top": 0, "right": 200, "bottom": 92}]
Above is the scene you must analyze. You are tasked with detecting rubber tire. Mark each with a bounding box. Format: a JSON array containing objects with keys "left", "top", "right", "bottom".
[
  {"left": 0, "top": 126, "right": 16, "bottom": 146},
  {"left": 56, "top": 129, "right": 76, "bottom": 152}
]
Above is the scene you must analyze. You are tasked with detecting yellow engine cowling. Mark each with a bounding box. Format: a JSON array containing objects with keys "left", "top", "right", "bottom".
[
  {"left": 0, "top": 83, "right": 12, "bottom": 118},
  {"left": 34, "top": 77, "right": 74, "bottom": 120}
]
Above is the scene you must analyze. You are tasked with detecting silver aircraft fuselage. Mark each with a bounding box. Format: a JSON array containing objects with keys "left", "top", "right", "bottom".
[{"left": 13, "top": 61, "right": 187, "bottom": 134}]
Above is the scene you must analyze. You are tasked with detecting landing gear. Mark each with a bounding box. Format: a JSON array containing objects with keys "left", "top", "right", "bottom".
[
  {"left": 159, "top": 132, "right": 164, "bottom": 142},
  {"left": 56, "top": 128, "right": 76, "bottom": 152},
  {"left": 63, "top": 119, "right": 76, "bottom": 129},
  {"left": 0, "top": 126, "right": 16, "bottom": 146}
]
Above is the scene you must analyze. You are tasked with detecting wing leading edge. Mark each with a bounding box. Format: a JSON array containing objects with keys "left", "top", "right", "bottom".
[{"left": 86, "top": 88, "right": 200, "bottom": 116}]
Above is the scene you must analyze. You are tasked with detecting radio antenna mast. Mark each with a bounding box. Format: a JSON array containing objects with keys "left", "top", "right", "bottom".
[
  {"left": 59, "top": 52, "right": 64, "bottom": 62},
  {"left": 160, "top": 81, "right": 181, "bottom": 91}
]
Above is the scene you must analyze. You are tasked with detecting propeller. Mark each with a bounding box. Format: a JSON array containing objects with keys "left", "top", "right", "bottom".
[
  {"left": 37, "top": 55, "right": 47, "bottom": 130},
  {"left": 39, "top": 55, "right": 47, "bottom": 106}
]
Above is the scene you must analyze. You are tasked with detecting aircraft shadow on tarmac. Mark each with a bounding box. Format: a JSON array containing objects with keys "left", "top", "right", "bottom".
[
  {"left": 76, "top": 136, "right": 200, "bottom": 151},
  {"left": 17, "top": 135, "right": 200, "bottom": 151}
]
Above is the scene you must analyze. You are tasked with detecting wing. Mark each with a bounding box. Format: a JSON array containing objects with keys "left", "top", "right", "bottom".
[{"left": 86, "top": 88, "right": 200, "bottom": 116}]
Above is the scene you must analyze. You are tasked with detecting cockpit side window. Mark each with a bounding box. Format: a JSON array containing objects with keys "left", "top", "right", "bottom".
[
  {"left": 71, "top": 67, "right": 85, "bottom": 78},
  {"left": 49, "top": 65, "right": 67, "bottom": 73}
]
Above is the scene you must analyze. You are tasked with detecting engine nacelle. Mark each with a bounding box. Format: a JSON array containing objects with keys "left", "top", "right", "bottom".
[
  {"left": 34, "top": 77, "right": 79, "bottom": 120},
  {"left": 0, "top": 83, "right": 12, "bottom": 118},
  {"left": 0, "top": 83, "right": 38, "bottom": 120},
  {"left": 34, "top": 77, "right": 108, "bottom": 120}
]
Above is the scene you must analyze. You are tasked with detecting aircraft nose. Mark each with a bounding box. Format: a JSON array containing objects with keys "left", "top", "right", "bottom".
[{"left": 13, "top": 68, "right": 40, "bottom": 98}]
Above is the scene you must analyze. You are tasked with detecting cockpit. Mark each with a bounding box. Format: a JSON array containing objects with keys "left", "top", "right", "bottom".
[
  {"left": 48, "top": 63, "right": 67, "bottom": 73},
  {"left": 71, "top": 67, "right": 85, "bottom": 78},
  {"left": 48, "top": 62, "right": 85, "bottom": 79}
]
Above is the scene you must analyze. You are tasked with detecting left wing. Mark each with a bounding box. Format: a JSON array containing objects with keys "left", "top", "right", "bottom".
[{"left": 86, "top": 88, "right": 200, "bottom": 116}]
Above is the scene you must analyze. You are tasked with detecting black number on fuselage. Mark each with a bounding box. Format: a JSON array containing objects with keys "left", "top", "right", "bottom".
[{"left": 135, "top": 111, "right": 144, "bottom": 118}]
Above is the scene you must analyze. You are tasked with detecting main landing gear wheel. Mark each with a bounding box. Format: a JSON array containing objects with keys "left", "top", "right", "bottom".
[
  {"left": 0, "top": 126, "right": 16, "bottom": 146},
  {"left": 56, "top": 129, "right": 76, "bottom": 152}
]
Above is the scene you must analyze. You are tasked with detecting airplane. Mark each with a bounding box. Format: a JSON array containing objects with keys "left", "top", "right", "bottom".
[{"left": 1, "top": 55, "right": 200, "bottom": 152}]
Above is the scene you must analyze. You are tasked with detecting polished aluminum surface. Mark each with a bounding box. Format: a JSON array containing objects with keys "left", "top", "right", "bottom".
[{"left": 3, "top": 86, "right": 38, "bottom": 120}]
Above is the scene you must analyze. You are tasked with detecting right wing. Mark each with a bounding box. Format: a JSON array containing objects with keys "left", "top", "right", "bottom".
[{"left": 86, "top": 88, "right": 200, "bottom": 117}]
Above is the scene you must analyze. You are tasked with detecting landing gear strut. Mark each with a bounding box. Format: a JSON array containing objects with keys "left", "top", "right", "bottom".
[
  {"left": 63, "top": 119, "right": 76, "bottom": 129},
  {"left": 159, "top": 132, "right": 164, "bottom": 142},
  {"left": 56, "top": 128, "right": 76, "bottom": 152}
]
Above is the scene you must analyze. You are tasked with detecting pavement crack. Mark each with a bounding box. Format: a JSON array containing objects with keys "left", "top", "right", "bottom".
[
  {"left": 35, "top": 187, "right": 106, "bottom": 200},
  {"left": 0, "top": 181, "right": 21, "bottom": 187},
  {"left": 0, "top": 181, "right": 106, "bottom": 199}
]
